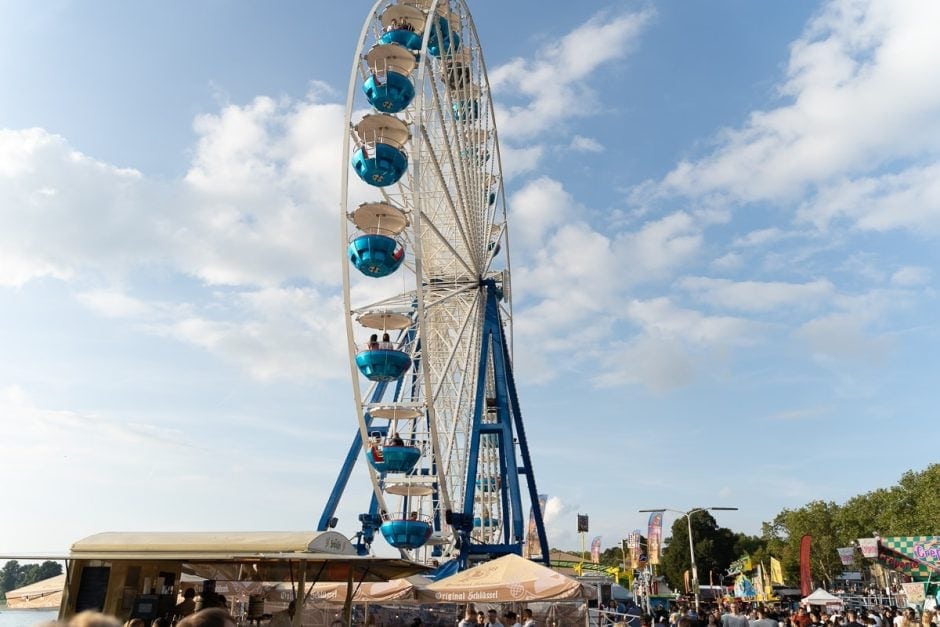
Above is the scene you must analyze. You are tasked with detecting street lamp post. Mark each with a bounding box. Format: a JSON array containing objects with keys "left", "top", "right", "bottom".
[{"left": 639, "top": 507, "right": 738, "bottom": 615}]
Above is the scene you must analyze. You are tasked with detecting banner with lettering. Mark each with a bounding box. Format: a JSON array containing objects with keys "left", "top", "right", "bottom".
[
  {"left": 901, "top": 582, "right": 926, "bottom": 604},
  {"left": 858, "top": 538, "right": 879, "bottom": 559},
  {"left": 647, "top": 511, "right": 664, "bottom": 566},
  {"left": 628, "top": 529, "right": 643, "bottom": 569},
  {"left": 880, "top": 536, "right": 940, "bottom": 569},
  {"left": 837, "top": 547, "right": 856, "bottom": 566}
]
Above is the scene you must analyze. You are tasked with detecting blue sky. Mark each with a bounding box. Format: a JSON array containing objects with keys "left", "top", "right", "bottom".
[{"left": 1, "top": 0, "right": 938, "bottom": 558}]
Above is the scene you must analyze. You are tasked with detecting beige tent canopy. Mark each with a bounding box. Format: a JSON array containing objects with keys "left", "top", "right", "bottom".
[
  {"left": 270, "top": 575, "right": 430, "bottom": 605},
  {"left": 418, "top": 554, "right": 585, "bottom": 603}
]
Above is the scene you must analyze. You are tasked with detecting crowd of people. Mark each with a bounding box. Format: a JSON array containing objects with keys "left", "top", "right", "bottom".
[
  {"left": 455, "top": 605, "right": 534, "bottom": 627},
  {"left": 599, "top": 601, "right": 939, "bottom": 627}
]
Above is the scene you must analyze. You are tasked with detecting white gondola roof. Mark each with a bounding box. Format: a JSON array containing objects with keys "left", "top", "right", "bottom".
[
  {"left": 349, "top": 201, "right": 409, "bottom": 235},
  {"left": 464, "top": 128, "right": 490, "bottom": 144},
  {"left": 355, "top": 113, "right": 411, "bottom": 147},
  {"left": 365, "top": 43, "right": 417, "bottom": 75},
  {"left": 444, "top": 47, "right": 471, "bottom": 65},
  {"left": 380, "top": 4, "right": 426, "bottom": 33},
  {"left": 386, "top": 484, "right": 434, "bottom": 497},
  {"left": 451, "top": 84, "right": 480, "bottom": 99},
  {"left": 357, "top": 310, "right": 413, "bottom": 330},
  {"left": 367, "top": 404, "right": 423, "bottom": 419}
]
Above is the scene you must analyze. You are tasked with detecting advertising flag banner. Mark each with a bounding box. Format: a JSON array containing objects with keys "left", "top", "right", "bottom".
[
  {"left": 879, "top": 536, "right": 940, "bottom": 568},
  {"left": 800, "top": 535, "right": 813, "bottom": 596},
  {"left": 858, "top": 538, "right": 879, "bottom": 559},
  {"left": 901, "top": 582, "right": 926, "bottom": 604},
  {"left": 647, "top": 511, "right": 664, "bottom": 566},
  {"left": 734, "top": 574, "right": 756, "bottom": 599},
  {"left": 770, "top": 557, "right": 784, "bottom": 585},
  {"left": 628, "top": 530, "right": 642, "bottom": 569},
  {"left": 837, "top": 547, "right": 856, "bottom": 566},
  {"left": 524, "top": 493, "right": 548, "bottom": 559},
  {"left": 591, "top": 536, "right": 602, "bottom": 564}
]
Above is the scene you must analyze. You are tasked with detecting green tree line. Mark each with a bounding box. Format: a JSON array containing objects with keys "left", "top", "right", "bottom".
[
  {"left": 563, "top": 463, "right": 938, "bottom": 592},
  {"left": 0, "top": 560, "right": 63, "bottom": 601}
]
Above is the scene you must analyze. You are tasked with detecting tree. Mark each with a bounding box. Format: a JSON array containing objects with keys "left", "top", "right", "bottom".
[
  {"left": 768, "top": 501, "right": 843, "bottom": 588},
  {"left": 0, "top": 560, "right": 63, "bottom": 600},
  {"left": 659, "top": 511, "right": 740, "bottom": 591}
]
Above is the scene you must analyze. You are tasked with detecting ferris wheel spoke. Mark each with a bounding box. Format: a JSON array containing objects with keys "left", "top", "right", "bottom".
[
  {"left": 425, "top": 80, "right": 476, "bottom": 247},
  {"left": 416, "top": 210, "right": 478, "bottom": 278},
  {"left": 417, "top": 124, "right": 476, "bottom": 267}
]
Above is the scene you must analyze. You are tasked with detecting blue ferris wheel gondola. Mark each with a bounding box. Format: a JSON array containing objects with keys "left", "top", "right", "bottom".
[
  {"left": 452, "top": 99, "right": 479, "bottom": 122},
  {"left": 366, "top": 444, "right": 421, "bottom": 474},
  {"left": 355, "top": 348, "right": 412, "bottom": 382},
  {"left": 363, "top": 72, "right": 416, "bottom": 114},
  {"left": 348, "top": 234, "right": 404, "bottom": 278},
  {"left": 380, "top": 518, "right": 432, "bottom": 550},
  {"left": 427, "top": 17, "right": 461, "bottom": 58},
  {"left": 379, "top": 29, "right": 423, "bottom": 51},
  {"left": 352, "top": 143, "right": 408, "bottom": 187}
]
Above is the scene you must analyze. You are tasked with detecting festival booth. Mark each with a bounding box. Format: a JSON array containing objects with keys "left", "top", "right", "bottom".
[
  {"left": 56, "top": 530, "right": 427, "bottom": 627},
  {"left": 802, "top": 588, "right": 844, "bottom": 611},
  {"left": 857, "top": 536, "right": 940, "bottom": 608}
]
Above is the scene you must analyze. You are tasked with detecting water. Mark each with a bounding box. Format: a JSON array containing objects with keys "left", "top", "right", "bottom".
[{"left": 0, "top": 610, "right": 59, "bottom": 627}]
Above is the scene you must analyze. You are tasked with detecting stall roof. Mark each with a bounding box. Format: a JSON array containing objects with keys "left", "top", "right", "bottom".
[
  {"left": 71, "top": 531, "right": 353, "bottom": 555},
  {"left": 65, "top": 530, "right": 428, "bottom": 582}
]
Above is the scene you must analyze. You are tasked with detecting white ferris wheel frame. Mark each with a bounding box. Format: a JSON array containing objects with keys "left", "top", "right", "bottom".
[{"left": 338, "top": 0, "right": 514, "bottom": 556}]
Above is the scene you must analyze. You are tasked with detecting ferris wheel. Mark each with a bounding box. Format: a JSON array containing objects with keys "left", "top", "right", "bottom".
[{"left": 317, "top": 0, "right": 550, "bottom": 569}]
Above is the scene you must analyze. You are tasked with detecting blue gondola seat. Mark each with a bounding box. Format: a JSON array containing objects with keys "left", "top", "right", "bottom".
[
  {"left": 428, "top": 17, "right": 461, "bottom": 57},
  {"left": 348, "top": 233, "right": 405, "bottom": 277},
  {"left": 367, "top": 444, "right": 421, "bottom": 473},
  {"left": 379, "top": 28, "right": 423, "bottom": 52},
  {"left": 352, "top": 143, "right": 408, "bottom": 187},
  {"left": 363, "top": 72, "right": 415, "bottom": 114},
  {"left": 473, "top": 517, "right": 497, "bottom": 528},
  {"left": 452, "top": 100, "right": 479, "bottom": 122},
  {"left": 356, "top": 347, "right": 412, "bottom": 381},
  {"left": 380, "top": 516, "right": 432, "bottom": 549}
]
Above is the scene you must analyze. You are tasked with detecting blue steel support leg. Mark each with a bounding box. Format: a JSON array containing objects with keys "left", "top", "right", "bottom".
[
  {"left": 499, "top": 320, "right": 551, "bottom": 564},
  {"left": 317, "top": 381, "right": 389, "bottom": 532}
]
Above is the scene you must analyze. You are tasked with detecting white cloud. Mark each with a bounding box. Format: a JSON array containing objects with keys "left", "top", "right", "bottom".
[
  {"left": 643, "top": 1, "right": 940, "bottom": 236},
  {"left": 0, "top": 91, "right": 352, "bottom": 382},
  {"left": 509, "top": 176, "right": 576, "bottom": 254},
  {"left": 498, "top": 143, "right": 544, "bottom": 180},
  {"left": 569, "top": 135, "right": 604, "bottom": 153},
  {"left": 594, "top": 297, "right": 765, "bottom": 391},
  {"left": 797, "top": 162, "right": 940, "bottom": 233},
  {"left": 795, "top": 312, "right": 892, "bottom": 363},
  {"left": 711, "top": 252, "right": 743, "bottom": 272},
  {"left": 890, "top": 265, "right": 931, "bottom": 286},
  {"left": 733, "top": 227, "right": 786, "bottom": 247},
  {"left": 679, "top": 276, "right": 835, "bottom": 313},
  {"left": 490, "top": 8, "right": 654, "bottom": 141},
  {"left": 625, "top": 297, "right": 763, "bottom": 347},
  {"left": 76, "top": 289, "right": 152, "bottom": 318}
]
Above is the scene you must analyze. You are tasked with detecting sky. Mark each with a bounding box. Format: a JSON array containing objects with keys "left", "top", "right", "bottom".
[{"left": 1, "top": 0, "right": 939, "bottom": 559}]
